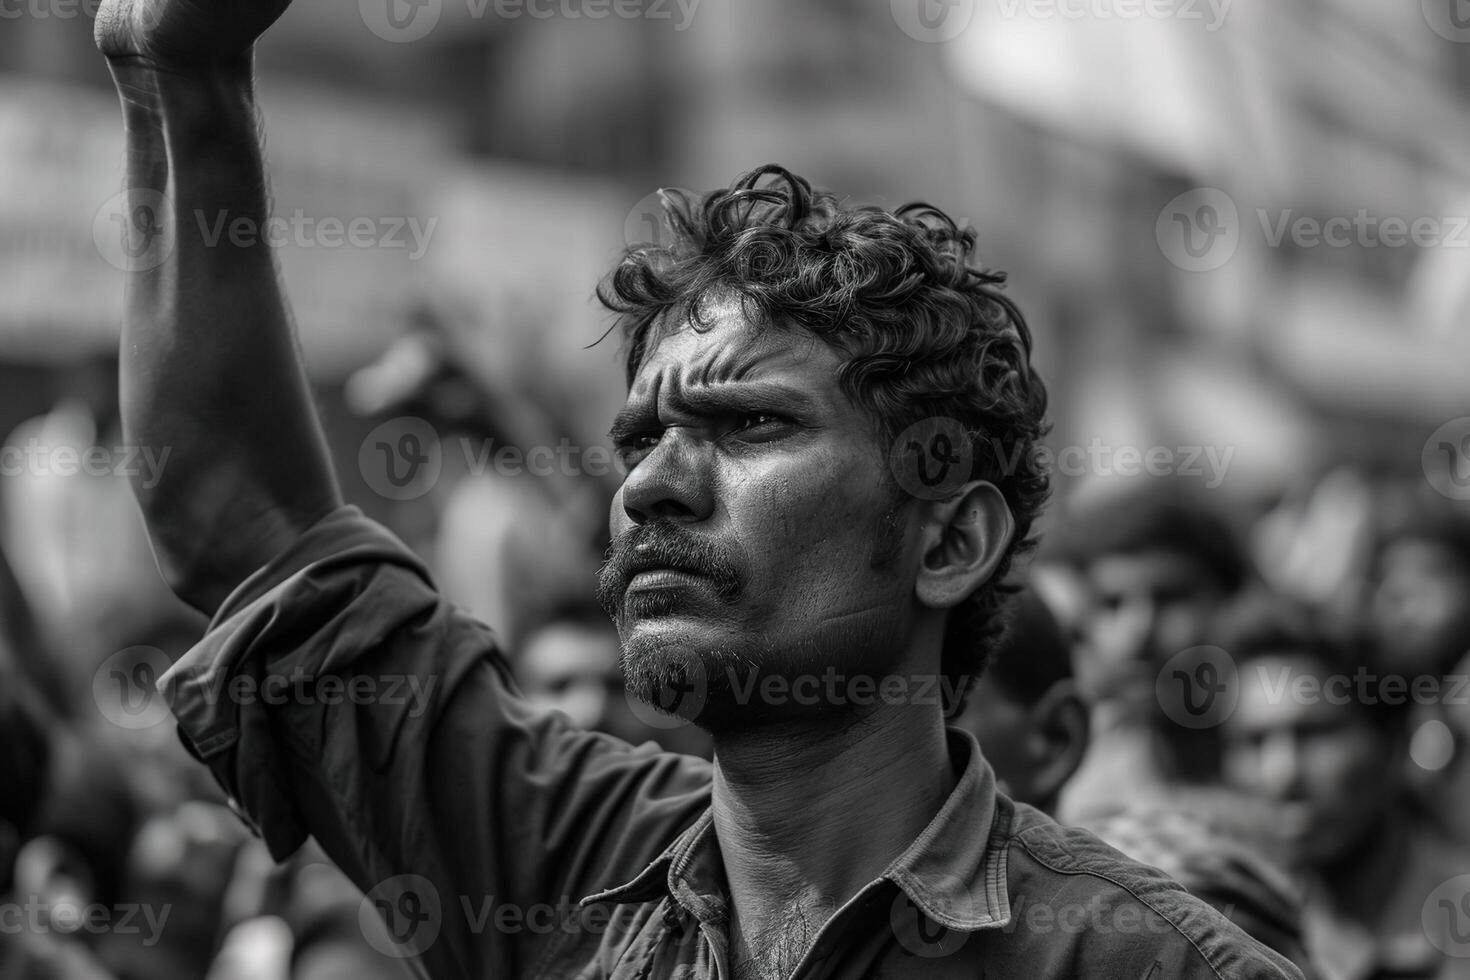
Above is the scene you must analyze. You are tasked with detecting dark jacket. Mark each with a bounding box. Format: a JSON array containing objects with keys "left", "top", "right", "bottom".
[{"left": 160, "top": 507, "right": 1305, "bottom": 980}]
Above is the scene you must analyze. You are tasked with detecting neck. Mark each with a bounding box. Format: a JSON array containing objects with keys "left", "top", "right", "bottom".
[{"left": 710, "top": 705, "right": 956, "bottom": 967}]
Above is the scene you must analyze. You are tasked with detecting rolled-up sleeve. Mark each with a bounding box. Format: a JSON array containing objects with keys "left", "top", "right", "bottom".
[{"left": 159, "top": 506, "right": 712, "bottom": 978}]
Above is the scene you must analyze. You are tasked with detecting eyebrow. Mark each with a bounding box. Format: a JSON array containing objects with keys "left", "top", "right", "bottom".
[{"left": 607, "top": 379, "right": 818, "bottom": 445}]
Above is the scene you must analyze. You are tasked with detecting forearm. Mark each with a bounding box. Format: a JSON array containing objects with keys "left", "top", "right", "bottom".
[{"left": 109, "top": 57, "right": 340, "bottom": 615}]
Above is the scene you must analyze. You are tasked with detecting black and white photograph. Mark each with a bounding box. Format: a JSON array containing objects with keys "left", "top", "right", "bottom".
[{"left": 2, "top": 2, "right": 1469, "bottom": 977}]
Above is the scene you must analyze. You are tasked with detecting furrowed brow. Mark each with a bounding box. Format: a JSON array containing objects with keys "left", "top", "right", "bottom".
[{"left": 607, "top": 403, "right": 656, "bottom": 446}]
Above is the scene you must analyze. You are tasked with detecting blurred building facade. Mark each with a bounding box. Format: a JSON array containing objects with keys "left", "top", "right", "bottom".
[{"left": 1, "top": 0, "right": 1468, "bottom": 506}]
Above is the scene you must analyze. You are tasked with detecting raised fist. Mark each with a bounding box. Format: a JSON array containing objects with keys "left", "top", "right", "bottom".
[{"left": 95, "top": 0, "right": 293, "bottom": 69}]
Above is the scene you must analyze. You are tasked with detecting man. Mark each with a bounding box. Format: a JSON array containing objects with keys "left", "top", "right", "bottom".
[
  {"left": 95, "top": 2, "right": 1301, "bottom": 977},
  {"left": 1043, "top": 486, "right": 1250, "bottom": 819},
  {"left": 1218, "top": 593, "right": 1470, "bottom": 980},
  {"left": 953, "top": 587, "right": 1089, "bottom": 813}
]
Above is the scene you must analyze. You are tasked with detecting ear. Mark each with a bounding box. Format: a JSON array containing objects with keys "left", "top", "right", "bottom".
[
  {"left": 1025, "top": 679, "right": 1091, "bottom": 807},
  {"left": 914, "top": 480, "right": 1015, "bottom": 610}
]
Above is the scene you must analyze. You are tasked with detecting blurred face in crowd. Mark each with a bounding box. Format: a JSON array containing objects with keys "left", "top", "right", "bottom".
[
  {"left": 1414, "top": 649, "right": 1470, "bottom": 845},
  {"left": 1078, "top": 549, "right": 1226, "bottom": 698},
  {"left": 1221, "top": 653, "right": 1403, "bottom": 869},
  {"left": 599, "top": 302, "right": 931, "bottom": 731},
  {"left": 1371, "top": 538, "right": 1470, "bottom": 678},
  {"left": 516, "top": 621, "right": 624, "bottom": 732},
  {"left": 956, "top": 677, "right": 1088, "bottom": 812}
]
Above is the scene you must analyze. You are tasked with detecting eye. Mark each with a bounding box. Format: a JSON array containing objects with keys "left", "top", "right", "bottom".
[
  {"left": 615, "top": 432, "right": 661, "bottom": 470},
  {"left": 729, "top": 412, "right": 786, "bottom": 435}
]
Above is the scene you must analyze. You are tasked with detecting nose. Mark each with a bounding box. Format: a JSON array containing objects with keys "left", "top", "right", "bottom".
[
  {"left": 618, "top": 428, "right": 715, "bottom": 526},
  {"left": 1257, "top": 731, "right": 1305, "bottom": 799}
]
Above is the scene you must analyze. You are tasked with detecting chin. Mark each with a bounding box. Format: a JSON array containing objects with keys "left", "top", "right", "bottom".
[{"left": 619, "top": 611, "right": 913, "bottom": 735}]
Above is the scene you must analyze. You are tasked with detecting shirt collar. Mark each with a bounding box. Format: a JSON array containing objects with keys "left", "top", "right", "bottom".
[{"left": 580, "top": 727, "right": 1012, "bottom": 932}]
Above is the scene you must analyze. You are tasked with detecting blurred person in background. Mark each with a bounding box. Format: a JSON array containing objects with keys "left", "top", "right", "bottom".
[
  {"left": 1044, "top": 483, "right": 1251, "bottom": 819},
  {"left": 1367, "top": 506, "right": 1470, "bottom": 683},
  {"left": 1217, "top": 592, "right": 1470, "bottom": 980},
  {"left": 201, "top": 844, "right": 416, "bottom": 980},
  {"left": 1407, "top": 646, "right": 1470, "bottom": 849},
  {"left": 1, "top": 354, "right": 193, "bottom": 694},
  {"left": 956, "top": 585, "right": 1315, "bottom": 975},
  {"left": 2, "top": 726, "right": 137, "bottom": 979},
  {"left": 952, "top": 586, "right": 1088, "bottom": 813},
  {"left": 347, "top": 299, "right": 615, "bottom": 645},
  {"left": 513, "top": 598, "right": 713, "bottom": 757}
]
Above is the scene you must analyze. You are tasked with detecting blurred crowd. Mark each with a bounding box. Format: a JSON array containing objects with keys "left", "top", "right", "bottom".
[{"left": 2, "top": 330, "right": 1470, "bottom": 980}]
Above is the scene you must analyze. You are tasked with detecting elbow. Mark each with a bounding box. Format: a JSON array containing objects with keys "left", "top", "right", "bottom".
[{"left": 148, "top": 535, "right": 236, "bottom": 617}]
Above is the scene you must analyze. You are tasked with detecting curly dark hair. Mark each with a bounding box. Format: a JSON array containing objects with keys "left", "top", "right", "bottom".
[{"left": 597, "top": 164, "right": 1050, "bottom": 689}]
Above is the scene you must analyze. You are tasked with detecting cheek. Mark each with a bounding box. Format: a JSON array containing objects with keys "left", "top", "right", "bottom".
[
  {"left": 609, "top": 487, "right": 631, "bottom": 538},
  {"left": 725, "top": 458, "right": 899, "bottom": 602}
]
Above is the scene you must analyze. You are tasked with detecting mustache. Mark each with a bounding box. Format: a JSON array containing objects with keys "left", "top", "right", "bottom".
[{"left": 595, "top": 519, "right": 744, "bottom": 616}]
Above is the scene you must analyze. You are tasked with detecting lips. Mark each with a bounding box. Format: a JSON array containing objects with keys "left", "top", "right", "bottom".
[
  {"left": 626, "top": 554, "right": 708, "bottom": 582},
  {"left": 594, "top": 520, "right": 744, "bottom": 619}
]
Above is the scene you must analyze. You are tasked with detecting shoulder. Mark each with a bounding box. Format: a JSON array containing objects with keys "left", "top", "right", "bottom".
[{"left": 995, "top": 800, "right": 1304, "bottom": 980}]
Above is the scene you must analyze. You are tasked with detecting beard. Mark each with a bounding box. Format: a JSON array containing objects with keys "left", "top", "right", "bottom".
[
  {"left": 599, "top": 502, "right": 918, "bottom": 735},
  {"left": 616, "top": 597, "right": 916, "bottom": 735}
]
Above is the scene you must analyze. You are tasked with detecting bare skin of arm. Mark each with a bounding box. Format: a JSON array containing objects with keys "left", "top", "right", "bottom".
[{"left": 98, "top": 0, "right": 340, "bottom": 617}]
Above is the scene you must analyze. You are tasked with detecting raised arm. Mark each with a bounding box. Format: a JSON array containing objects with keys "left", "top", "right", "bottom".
[{"left": 97, "top": 0, "right": 341, "bottom": 616}]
